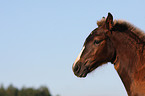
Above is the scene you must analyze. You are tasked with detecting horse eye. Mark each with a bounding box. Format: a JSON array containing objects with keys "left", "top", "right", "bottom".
[{"left": 94, "top": 40, "right": 103, "bottom": 44}]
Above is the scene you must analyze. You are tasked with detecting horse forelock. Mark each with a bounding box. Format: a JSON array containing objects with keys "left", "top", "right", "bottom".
[{"left": 97, "top": 18, "right": 106, "bottom": 27}]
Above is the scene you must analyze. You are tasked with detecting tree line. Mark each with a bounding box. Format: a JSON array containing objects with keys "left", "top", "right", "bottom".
[{"left": 0, "top": 84, "right": 51, "bottom": 96}]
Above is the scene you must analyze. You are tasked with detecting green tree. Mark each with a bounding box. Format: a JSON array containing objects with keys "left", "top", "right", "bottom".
[
  {"left": 18, "top": 87, "right": 35, "bottom": 96},
  {"left": 0, "top": 84, "right": 6, "bottom": 96},
  {"left": 36, "top": 86, "right": 51, "bottom": 96},
  {"left": 0, "top": 84, "right": 52, "bottom": 96},
  {"left": 6, "top": 84, "right": 18, "bottom": 96}
]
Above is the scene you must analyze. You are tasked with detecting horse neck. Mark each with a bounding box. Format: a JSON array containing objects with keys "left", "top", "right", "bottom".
[{"left": 110, "top": 30, "right": 145, "bottom": 96}]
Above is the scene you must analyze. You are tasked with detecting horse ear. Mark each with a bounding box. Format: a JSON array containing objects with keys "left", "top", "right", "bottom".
[{"left": 106, "top": 13, "right": 113, "bottom": 30}]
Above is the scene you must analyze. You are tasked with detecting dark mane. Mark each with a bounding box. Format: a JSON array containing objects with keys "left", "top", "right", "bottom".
[{"left": 97, "top": 18, "right": 145, "bottom": 43}]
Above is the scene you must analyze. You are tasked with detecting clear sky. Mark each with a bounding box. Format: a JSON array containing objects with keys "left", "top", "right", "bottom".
[{"left": 0, "top": 0, "right": 145, "bottom": 96}]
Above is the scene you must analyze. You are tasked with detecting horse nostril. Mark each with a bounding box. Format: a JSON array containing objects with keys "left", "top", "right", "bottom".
[{"left": 73, "top": 64, "right": 80, "bottom": 73}]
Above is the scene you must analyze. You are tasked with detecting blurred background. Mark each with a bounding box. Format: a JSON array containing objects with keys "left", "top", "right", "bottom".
[{"left": 0, "top": 0, "right": 145, "bottom": 96}]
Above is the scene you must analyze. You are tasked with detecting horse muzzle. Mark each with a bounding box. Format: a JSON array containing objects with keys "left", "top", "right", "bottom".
[{"left": 72, "top": 62, "right": 89, "bottom": 77}]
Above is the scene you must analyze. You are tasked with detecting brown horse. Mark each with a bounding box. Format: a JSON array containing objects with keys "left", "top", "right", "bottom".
[{"left": 72, "top": 13, "right": 145, "bottom": 96}]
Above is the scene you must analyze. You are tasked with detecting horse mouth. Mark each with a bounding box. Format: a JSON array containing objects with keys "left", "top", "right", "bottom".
[
  {"left": 73, "top": 60, "right": 103, "bottom": 77},
  {"left": 73, "top": 62, "right": 90, "bottom": 77},
  {"left": 77, "top": 68, "right": 89, "bottom": 77}
]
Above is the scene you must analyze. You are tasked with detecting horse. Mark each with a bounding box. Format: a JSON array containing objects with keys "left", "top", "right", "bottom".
[{"left": 72, "top": 13, "right": 145, "bottom": 96}]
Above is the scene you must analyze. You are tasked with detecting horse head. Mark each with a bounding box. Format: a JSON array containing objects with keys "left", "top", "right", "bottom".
[{"left": 72, "top": 13, "right": 116, "bottom": 77}]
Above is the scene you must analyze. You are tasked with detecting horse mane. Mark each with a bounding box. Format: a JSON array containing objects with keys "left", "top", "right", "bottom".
[{"left": 97, "top": 18, "right": 145, "bottom": 43}]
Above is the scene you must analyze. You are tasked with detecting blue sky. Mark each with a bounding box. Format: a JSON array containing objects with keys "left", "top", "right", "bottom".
[{"left": 0, "top": 0, "right": 145, "bottom": 96}]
